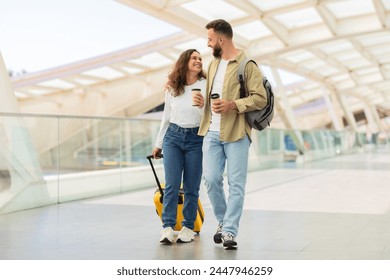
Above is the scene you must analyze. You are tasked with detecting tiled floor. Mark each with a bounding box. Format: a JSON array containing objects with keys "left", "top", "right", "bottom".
[{"left": 1, "top": 147, "right": 390, "bottom": 260}]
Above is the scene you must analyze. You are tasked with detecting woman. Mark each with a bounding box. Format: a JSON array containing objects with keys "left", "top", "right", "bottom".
[{"left": 152, "top": 49, "right": 206, "bottom": 244}]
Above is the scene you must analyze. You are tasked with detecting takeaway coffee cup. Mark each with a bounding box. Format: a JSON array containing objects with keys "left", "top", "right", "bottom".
[
  {"left": 192, "top": 88, "right": 201, "bottom": 106},
  {"left": 210, "top": 93, "right": 220, "bottom": 103},
  {"left": 210, "top": 93, "right": 220, "bottom": 113}
]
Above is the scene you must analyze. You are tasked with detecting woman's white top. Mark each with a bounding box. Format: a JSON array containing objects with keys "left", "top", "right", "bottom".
[{"left": 155, "top": 79, "right": 206, "bottom": 149}]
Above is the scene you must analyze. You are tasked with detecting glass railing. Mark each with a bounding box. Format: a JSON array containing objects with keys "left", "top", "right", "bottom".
[
  {"left": 0, "top": 112, "right": 388, "bottom": 214},
  {"left": 0, "top": 113, "right": 163, "bottom": 213}
]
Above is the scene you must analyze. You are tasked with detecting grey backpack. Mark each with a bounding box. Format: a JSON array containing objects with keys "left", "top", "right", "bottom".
[{"left": 237, "top": 58, "right": 274, "bottom": 131}]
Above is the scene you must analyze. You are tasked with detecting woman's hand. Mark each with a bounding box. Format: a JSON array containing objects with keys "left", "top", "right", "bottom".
[
  {"left": 152, "top": 147, "right": 162, "bottom": 159},
  {"left": 193, "top": 92, "right": 205, "bottom": 108}
]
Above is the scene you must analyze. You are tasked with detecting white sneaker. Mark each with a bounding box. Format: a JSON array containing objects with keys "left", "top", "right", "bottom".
[
  {"left": 177, "top": 226, "right": 195, "bottom": 243},
  {"left": 160, "top": 227, "right": 174, "bottom": 244}
]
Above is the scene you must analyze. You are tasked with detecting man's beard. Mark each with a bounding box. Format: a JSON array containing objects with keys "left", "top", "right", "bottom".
[{"left": 212, "top": 44, "right": 222, "bottom": 58}]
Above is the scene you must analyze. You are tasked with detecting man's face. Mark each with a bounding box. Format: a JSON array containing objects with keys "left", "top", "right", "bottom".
[{"left": 207, "top": 29, "right": 222, "bottom": 58}]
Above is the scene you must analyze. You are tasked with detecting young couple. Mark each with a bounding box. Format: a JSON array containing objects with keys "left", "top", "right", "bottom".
[{"left": 151, "top": 19, "right": 267, "bottom": 249}]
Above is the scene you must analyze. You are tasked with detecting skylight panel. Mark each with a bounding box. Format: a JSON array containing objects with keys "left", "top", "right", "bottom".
[
  {"left": 273, "top": 8, "right": 322, "bottom": 30},
  {"left": 302, "top": 59, "right": 327, "bottom": 70},
  {"left": 369, "top": 46, "right": 390, "bottom": 56},
  {"left": 301, "top": 83, "right": 320, "bottom": 91},
  {"left": 128, "top": 52, "right": 172, "bottom": 69},
  {"left": 334, "top": 51, "right": 361, "bottom": 62},
  {"left": 317, "top": 41, "right": 354, "bottom": 54},
  {"left": 82, "top": 67, "right": 125, "bottom": 80},
  {"left": 384, "top": 65, "right": 390, "bottom": 71},
  {"left": 181, "top": 0, "right": 247, "bottom": 21},
  {"left": 121, "top": 67, "right": 144, "bottom": 75},
  {"left": 377, "top": 54, "right": 390, "bottom": 64},
  {"left": 382, "top": 0, "right": 390, "bottom": 10},
  {"left": 335, "top": 79, "right": 355, "bottom": 90},
  {"left": 38, "top": 79, "right": 75, "bottom": 90},
  {"left": 330, "top": 73, "right": 350, "bottom": 82},
  {"left": 14, "top": 91, "right": 27, "bottom": 98},
  {"left": 359, "top": 72, "right": 382, "bottom": 84},
  {"left": 23, "top": 89, "right": 52, "bottom": 95},
  {"left": 375, "top": 80, "right": 390, "bottom": 89},
  {"left": 317, "top": 66, "right": 340, "bottom": 76},
  {"left": 344, "top": 59, "right": 371, "bottom": 69},
  {"left": 73, "top": 78, "right": 100, "bottom": 85},
  {"left": 282, "top": 50, "right": 316, "bottom": 63},
  {"left": 277, "top": 69, "right": 306, "bottom": 85},
  {"left": 368, "top": 95, "right": 384, "bottom": 104},
  {"left": 325, "top": 0, "right": 375, "bottom": 19},
  {"left": 357, "top": 32, "right": 390, "bottom": 46},
  {"left": 174, "top": 38, "right": 208, "bottom": 53},
  {"left": 248, "top": 0, "right": 305, "bottom": 12},
  {"left": 235, "top": 20, "right": 272, "bottom": 40}
]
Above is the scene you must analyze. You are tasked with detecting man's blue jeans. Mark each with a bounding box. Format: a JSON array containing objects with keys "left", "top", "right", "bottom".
[
  {"left": 202, "top": 131, "right": 250, "bottom": 237},
  {"left": 162, "top": 123, "right": 203, "bottom": 230}
]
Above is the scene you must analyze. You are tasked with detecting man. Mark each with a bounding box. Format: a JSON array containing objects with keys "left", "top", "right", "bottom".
[{"left": 198, "top": 19, "right": 267, "bottom": 249}]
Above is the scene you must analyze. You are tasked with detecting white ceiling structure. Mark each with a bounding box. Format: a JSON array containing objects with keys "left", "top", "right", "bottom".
[{"left": 10, "top": 0, "right": 390, "bottom": 132}]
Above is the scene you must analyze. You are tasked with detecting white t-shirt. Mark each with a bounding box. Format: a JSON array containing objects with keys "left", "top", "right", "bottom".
[
  {"left": 209, "top": 59, "right": 229, "bottom": 132},
  {"left": 155, "top": 79, "right": 206, "bottom": 148}
]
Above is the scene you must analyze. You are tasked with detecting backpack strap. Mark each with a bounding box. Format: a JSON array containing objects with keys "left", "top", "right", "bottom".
[{"left": 237, "top": 58, "right": 257, "bottom": 99}]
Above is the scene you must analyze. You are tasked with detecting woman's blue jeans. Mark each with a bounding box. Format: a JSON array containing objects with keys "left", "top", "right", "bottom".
[
  {"left": 202, "top": 131, "right": 250, "bottom": 237},
  {"left": 162, "top": 123, "right": 203, "bottom": 230}
]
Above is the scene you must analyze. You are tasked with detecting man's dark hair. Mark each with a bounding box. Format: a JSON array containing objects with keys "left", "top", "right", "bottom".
[{"left": 205, "top": 19, "right": 233, "bottom": 39}]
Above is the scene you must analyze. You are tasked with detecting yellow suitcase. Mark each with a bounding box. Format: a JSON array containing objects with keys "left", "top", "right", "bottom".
[{"left": 147, "top": 155, "right": 204, "bottom": 233}]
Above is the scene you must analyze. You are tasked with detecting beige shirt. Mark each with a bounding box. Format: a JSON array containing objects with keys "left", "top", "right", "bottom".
[{"left": 198, "top": 50, "right": 267, "bottom": 142}]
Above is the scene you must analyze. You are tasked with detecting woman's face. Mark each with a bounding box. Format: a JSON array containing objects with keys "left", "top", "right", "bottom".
[{"left": 187, "top": 51, "right": 203, "bottom": 74}]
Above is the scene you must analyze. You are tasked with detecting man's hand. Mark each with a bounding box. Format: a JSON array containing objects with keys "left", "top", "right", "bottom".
[{"left": 211, "top": 99, "right": 237, "bottom": 113}]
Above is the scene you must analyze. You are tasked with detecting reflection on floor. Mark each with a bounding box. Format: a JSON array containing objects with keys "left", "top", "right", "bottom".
[{"left": 1, "top": 147, "right": 390, "bottom": 260}]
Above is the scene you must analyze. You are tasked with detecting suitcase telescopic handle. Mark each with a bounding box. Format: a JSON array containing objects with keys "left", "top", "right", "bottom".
[{"left": 146, "top": 155, "right": 164, "bottom": 197}]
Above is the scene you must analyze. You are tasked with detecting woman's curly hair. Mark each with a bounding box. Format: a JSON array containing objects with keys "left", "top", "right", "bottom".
[{"left": 168, "top": 49, "right": 206, "bottom": 97}]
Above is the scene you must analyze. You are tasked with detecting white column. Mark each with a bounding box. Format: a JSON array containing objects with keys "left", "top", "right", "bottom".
[
  {"left": 271, "top": 67, "right": 305, "bottom": 152},
  {"left": 0, "top": 52, "right": 48, "bottom": 213},
  {"left": 362, "top": 103, "right": 379, "bottom": 134},
  {"left": 369, "top": 104, "right": 386, "bottom": 133},
  {"left": 334, "top": 93, "right": 358, "bottom": 132},
  {"left": 323, "top": 88, "right": 343, "bottom": 131}
]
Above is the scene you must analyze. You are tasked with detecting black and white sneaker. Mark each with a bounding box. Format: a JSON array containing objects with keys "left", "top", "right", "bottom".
[
  {"left": 222, "top": 233, "right": 237, "bottom": 249},
  {"left": 213, "top": 224, "right": 223, "bottom": 244}
]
